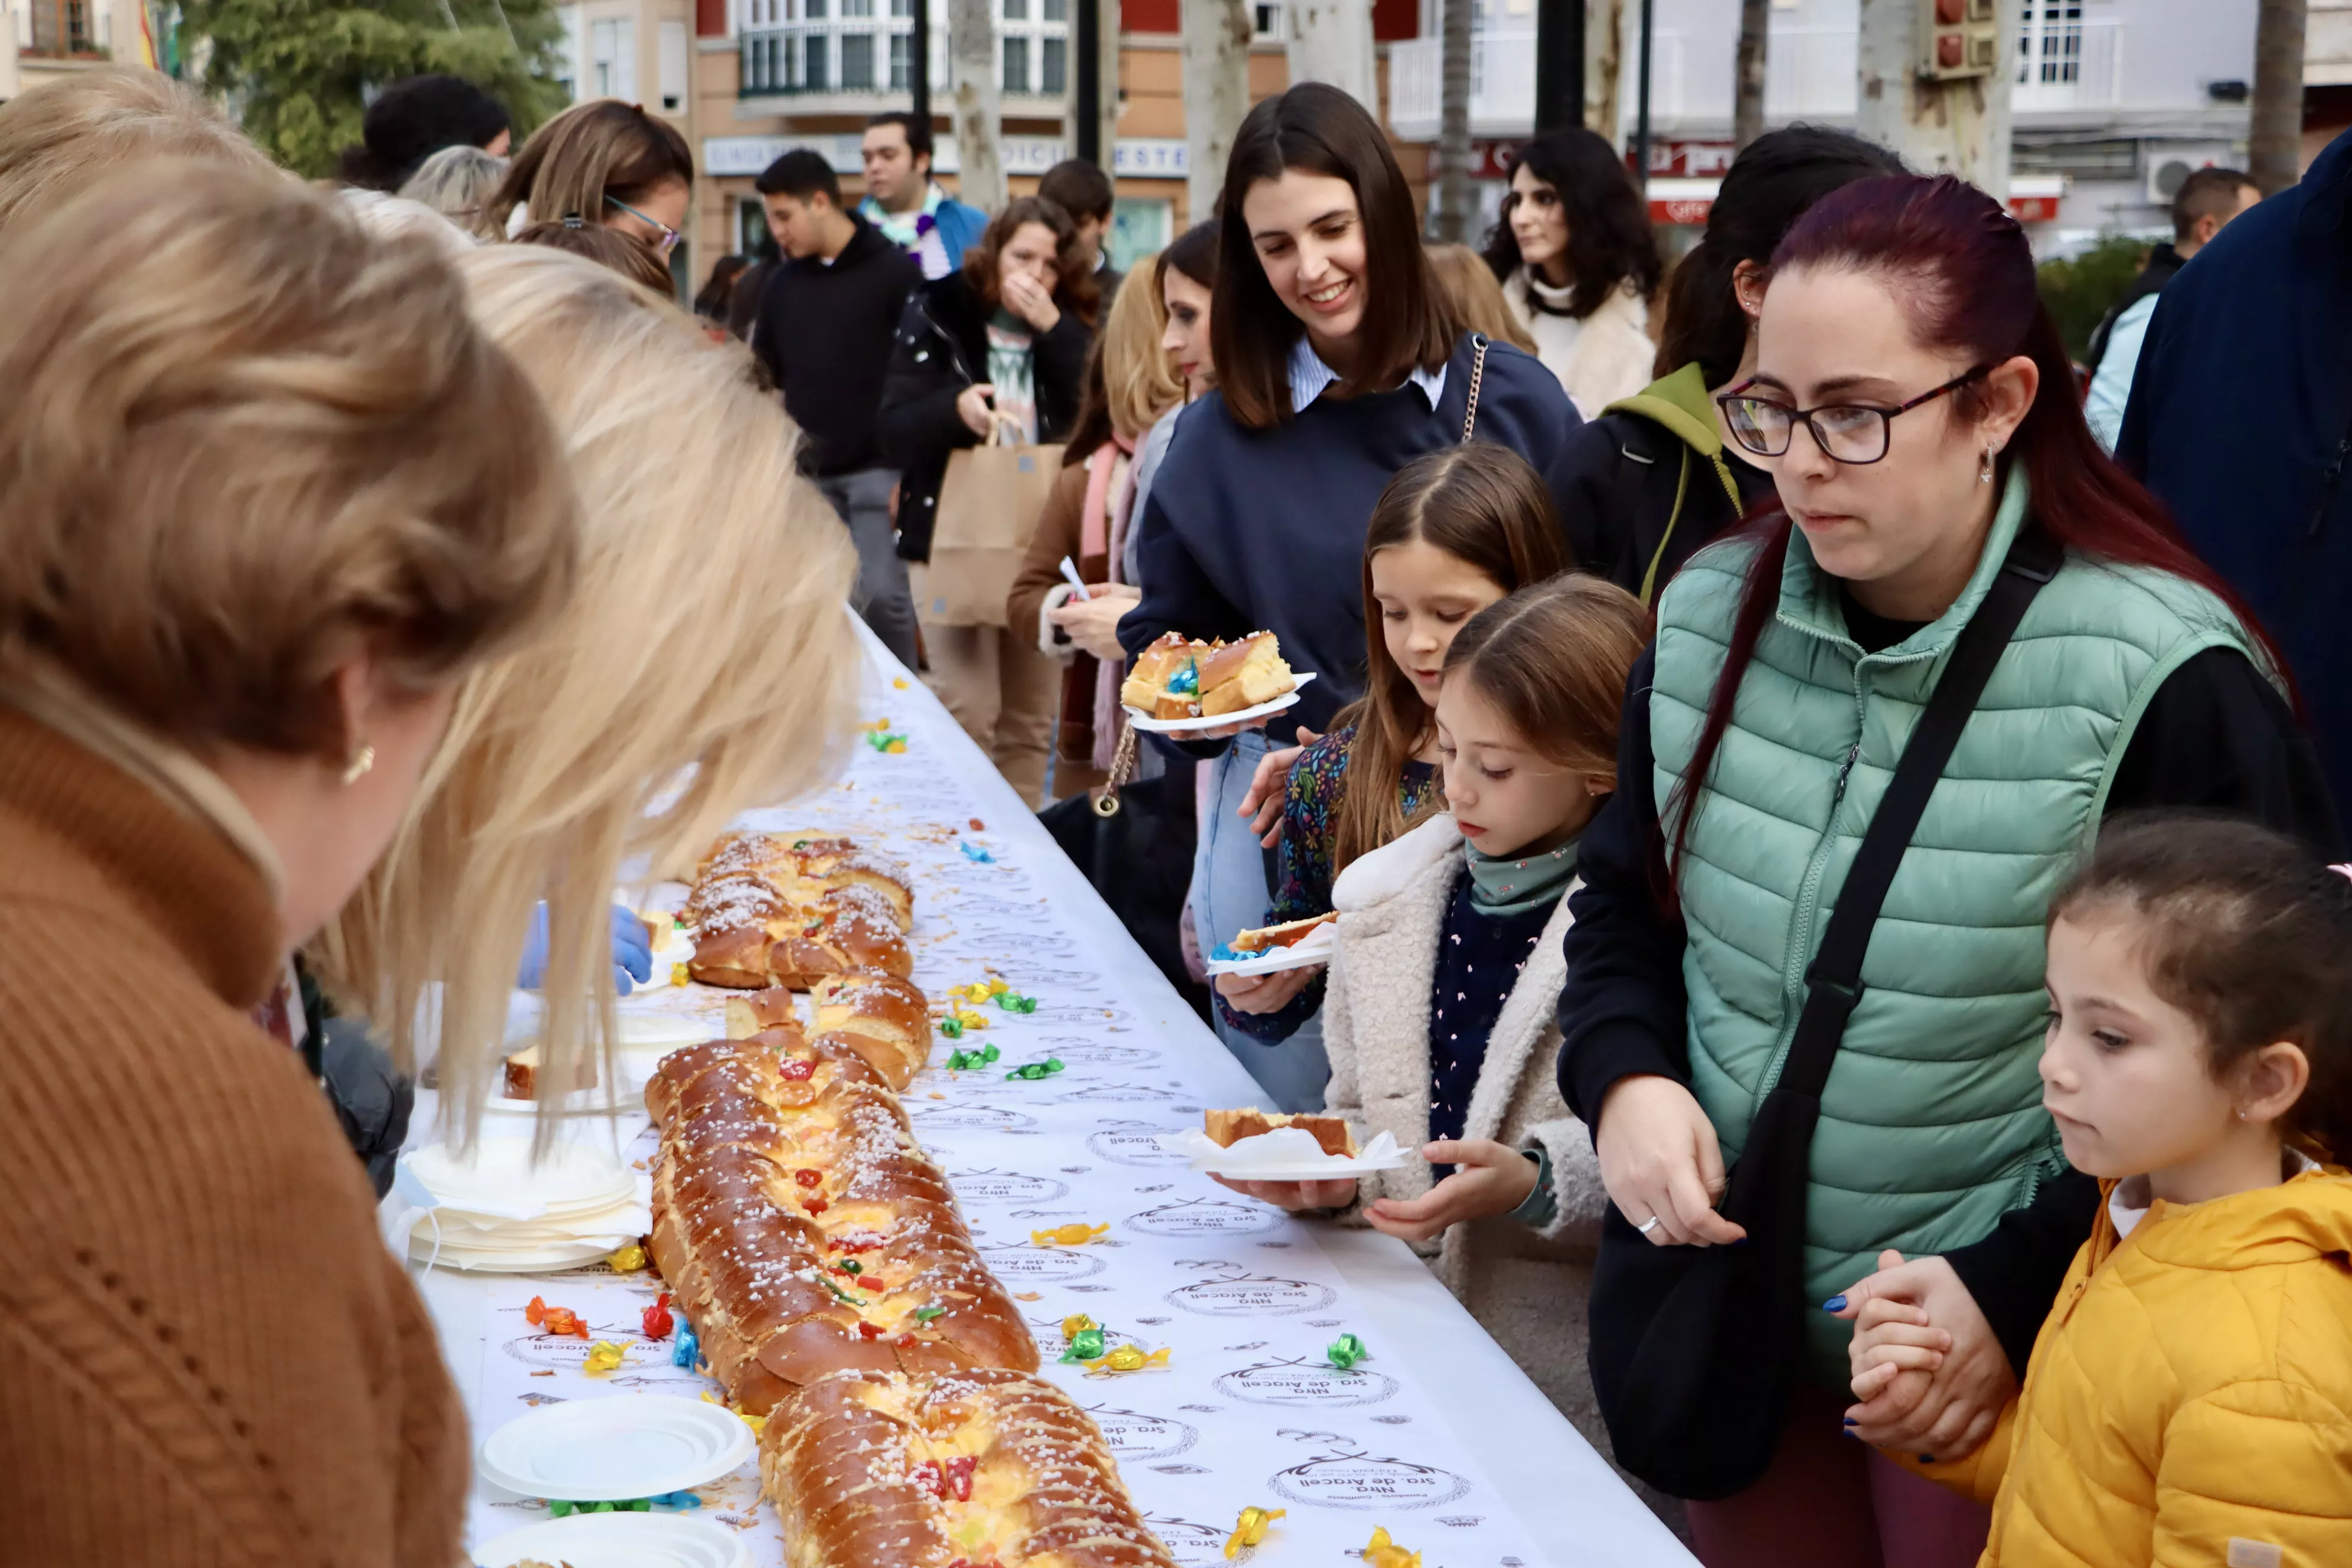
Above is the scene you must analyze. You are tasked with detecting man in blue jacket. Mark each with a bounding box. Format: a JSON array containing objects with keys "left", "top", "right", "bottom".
[
  {"left": 857, "top": 112, "right": 987, "bottom": 280},
  {"left": 2117, "top": 131, "right": 2352, "bottom": 834}
]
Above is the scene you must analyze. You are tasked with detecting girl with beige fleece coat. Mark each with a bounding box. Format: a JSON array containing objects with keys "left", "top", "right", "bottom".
[{"left": 1217, "top": 575, "right": 1671, "bottom": 1520}]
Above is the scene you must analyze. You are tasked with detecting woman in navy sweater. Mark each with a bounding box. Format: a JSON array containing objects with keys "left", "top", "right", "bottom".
[{"left": 1118, "top": 83, "right": 1581, "bottom": 1109}]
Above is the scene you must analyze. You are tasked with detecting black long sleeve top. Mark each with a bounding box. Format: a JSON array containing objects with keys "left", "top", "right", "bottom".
[{"left": 1557, "top": 617, "right": 2343, "bottom": 1377}]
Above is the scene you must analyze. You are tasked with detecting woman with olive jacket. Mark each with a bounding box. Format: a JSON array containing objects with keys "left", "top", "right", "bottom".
[
  {"left": 1556, "top": 173, "right": 2340, "bottom": 1568},
  {"left": 878, "top": 194, "right": 1093, "bottom": 805}
]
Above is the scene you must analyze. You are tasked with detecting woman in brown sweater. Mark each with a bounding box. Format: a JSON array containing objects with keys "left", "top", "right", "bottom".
[{"left": 0, "top": 162, "right": 576, "bottom": 1566}]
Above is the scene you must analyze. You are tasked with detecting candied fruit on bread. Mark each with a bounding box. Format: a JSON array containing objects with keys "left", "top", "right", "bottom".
[
  {"left": 1197, "top": 631, "right": 1296, "bottom": 718},
  {"left": 1229, "top": 911, "right": 1337, "bottom": 953}
]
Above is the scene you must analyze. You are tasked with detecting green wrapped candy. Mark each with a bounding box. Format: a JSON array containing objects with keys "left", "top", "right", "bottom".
[
  {"left": 1004, "top": 1057, "right": 1066, "bottom": 1080},
  {"left": 1327, "top": 1332, "right": 1369, "bottom": 1370},
  {"left": 1059, "top": 1327, "right": 1107, "bottom": 1363}
]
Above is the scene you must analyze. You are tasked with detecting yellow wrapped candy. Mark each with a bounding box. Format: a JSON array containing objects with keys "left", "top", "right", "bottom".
[
  {"left": 605, "top": 1242, "right": 647, "bottom": 1273},
  {"left": 671, "top": 963, "right": 690, "bottom": 986},
  {"left": 1088, "top": 1344, "right": 1169, "bottom": 1374},
  {"left": 1363, "top": 1527, "right": 1421, "bottom": 1568},
  {"left": 583, "top": 1340, "right": 628, "bottom": 1376},
  {"left": 700, "top": 1390, "right": 767, "bottom": 1436},
  {"left": 1029, "top": 1223, "right": 1109, "bottom": 1247},
  {"left": 947, "top": 1005, "right": 990, "bottom": 1031},
  {"left": 1060, "top": 1314, "right": 1099, "bottom": 1341},
  {"left": 1224, "top": 1506, "right": 1285, "bottom": 1557}
]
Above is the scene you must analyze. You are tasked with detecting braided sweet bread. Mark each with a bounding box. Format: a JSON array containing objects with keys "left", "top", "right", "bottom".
[
  {"left": 645, "top": 1031, "right": 1035, "bottom": 1415},
  {"left": 762, "top": 1368, "right": 1180, "bottom": 1568},
  {"left": 684, "top": 832, "right": 916, "bottom": 990}
]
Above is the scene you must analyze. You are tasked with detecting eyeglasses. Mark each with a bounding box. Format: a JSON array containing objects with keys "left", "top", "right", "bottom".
[
  {"left": 1716, "top": 366, "right": 1989, "bottom": 466},
  {"left": 605, "top": 194, "right": 681, "bottom": 255}
]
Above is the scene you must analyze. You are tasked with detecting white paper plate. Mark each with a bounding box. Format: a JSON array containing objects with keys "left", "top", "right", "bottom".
[
  {"left": 408, "top": 1233, "right": 619, "bottom": 1273},
  {"left": 485, "top": 1016, "right": 717, "bottom": 1116},
  {"left": 479, "top": 1395, "right": 757, "bottom": 1503},
  {"left": 620, "top": 929, "right": 698, "bottom": 995},
  {"left": 1123, "top": 671, "right": 1317, "bottom": 734},
  {"left": 1203, "top": 922, "right": 1337, "bottom": 977},
  {"left": 1165, "top": 1126, "right": 1413, "bottom": 1178},
  {"left": 474, "top": 1511, "right": 753, "bottom": 1568}
]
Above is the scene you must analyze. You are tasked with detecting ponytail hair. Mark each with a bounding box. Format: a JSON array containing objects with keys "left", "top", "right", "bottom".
[
  {"left": 2052, "top": 814, "right": 2352, "bottom": 1165},
  {"left": 1664, "top": 174, "right": 2288, "bottom": 890}
]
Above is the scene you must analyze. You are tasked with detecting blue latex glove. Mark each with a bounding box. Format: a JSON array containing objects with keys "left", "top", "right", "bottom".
[{"left": 518, "top": 903, "right": 654, "bottom": 995}]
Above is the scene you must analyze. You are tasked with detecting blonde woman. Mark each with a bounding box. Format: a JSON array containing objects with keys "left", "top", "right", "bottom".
[
  {"left": 316, "top": 247, "right": 860, "bottom": 1135},
  {"left": 1425, "top": 241, "right": 1540, "bottom": 355},
  {"left": 397, "top": 142, "right": 509, "bottom": 239},
  {"left": 0, "top": 163, "right": 576, "bottom": 1566},
  {"left": 1007, "top": 251, "right": 1185, "bottom": 794},
  {"left": 0, "top": 66, "right": 272, "bottom": 231}
]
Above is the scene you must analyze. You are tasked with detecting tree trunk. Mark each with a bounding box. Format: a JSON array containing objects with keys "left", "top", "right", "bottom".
[
  {"left": 1586, "top": 0, "right": 1623, "bottom": 141},
  {"left": 1286, "top": 0, "right": 1376, "bottom": 111},
  {"left": 1732, "top": 0, "right": 1768, "bottom": 148},
  {"left": 1099, "top": 0, "right": 1123, "bottom": 177},
  {"left": 2251, "top": 0, "right": 2308, "bottom": 196},
  {"left": 1182, "top": 0, "right": 1252, "bottom": 223},
  {"left": 1435, "top": 0, "right": 1473, "bottom": 242},
  {"left": 1854, "top": 0, "right": 2012, "bottom": 196},
  {"left": 951, "top": 0, "right": 1005, "bottom": 212}
]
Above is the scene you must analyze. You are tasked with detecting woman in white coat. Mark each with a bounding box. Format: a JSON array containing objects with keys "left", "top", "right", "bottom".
[
  {"left": 1485, "top": 128, "right": 1665, "bottom": 418},
  {"left": 1216, "top": 575, "right": 1670, "bottom": 1518}
]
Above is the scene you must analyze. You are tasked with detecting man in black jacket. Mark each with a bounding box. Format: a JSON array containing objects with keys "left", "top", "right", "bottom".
[{"left": 753, "top": 149, "right": 923, "bottom": 667}]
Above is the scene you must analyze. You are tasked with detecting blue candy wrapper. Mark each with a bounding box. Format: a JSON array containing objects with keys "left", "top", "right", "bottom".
[{"left": 672, "top": 1321, "right": 700, "bottom": 1370}]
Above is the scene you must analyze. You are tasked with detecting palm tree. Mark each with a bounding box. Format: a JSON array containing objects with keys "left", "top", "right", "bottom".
[
  {"left": 952, "top": 0, "right": 1006, "bottom": 211},
  {"left": 1181, "top": 0, "right": 1252, "bottom": 224},
  {"left": 1732, "top": 0, "right": 1768, "bottom": 148},
  {"left": 1435, "top": 0, "right": 1474, "bottom": 241},
  {"left": 2250, "top": 0, "right": 2308, "bottom": 195}
]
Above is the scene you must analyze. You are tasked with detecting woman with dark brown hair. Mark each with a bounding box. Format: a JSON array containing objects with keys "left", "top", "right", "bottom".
[
  {"left": 1117, "top": 82, "right": 1579, "bottom": 1107},
  {"left": 878, "top": 194, "right": 1096, "bottom": 805},
  {"left": 488, "top": 97, "right": 693, "bottom": 259}
]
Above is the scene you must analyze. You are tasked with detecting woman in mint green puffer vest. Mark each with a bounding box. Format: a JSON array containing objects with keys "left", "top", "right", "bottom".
[{"left": 1554, "top": 175, "right": 2338, "bottom": 1568}]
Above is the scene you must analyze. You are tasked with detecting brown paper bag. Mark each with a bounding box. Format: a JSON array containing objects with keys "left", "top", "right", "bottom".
[{"left": 927, "top": 418, "right": 1062, "bottom": 627}]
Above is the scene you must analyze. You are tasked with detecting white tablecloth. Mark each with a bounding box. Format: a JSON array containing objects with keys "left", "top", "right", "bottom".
[{"left": 411, "top": 620, "right": 1694, "bottom": 1568}]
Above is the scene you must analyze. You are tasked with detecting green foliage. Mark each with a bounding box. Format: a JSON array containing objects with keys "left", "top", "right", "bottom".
[
  {"left": 2037, "top": 234, "right": 2154, "bottom": 363},
  {"left": 178, "top": 0, "right": 571, "bottom": 178}
]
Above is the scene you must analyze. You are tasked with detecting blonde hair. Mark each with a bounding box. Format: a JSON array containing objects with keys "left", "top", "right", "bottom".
[
  {"left": 340, "top": 188, "right": 478, "bottom": 258},
  {"left": 1102, "top": 249, "right": 1184, "bottom": 441},
  {"left": 0, "top": 67, "right": 272, "bottom": 233},
  {"left": 398, "top": 143, "right": 510, "bottom": 240},
  {"left": 1425, "top": 242, "right": 1540, "bottom": 356},
  {"left": 0, "top": 160, "right": 578, "bottom": 756},
  {"left": 315, "top": 247, "right": 860, "bottom": 1138}
]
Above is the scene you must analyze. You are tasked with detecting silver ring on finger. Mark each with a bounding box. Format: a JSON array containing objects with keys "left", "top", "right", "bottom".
[{"left": 1635, "top": 1215, "right": 1662, "bottom": 1236}]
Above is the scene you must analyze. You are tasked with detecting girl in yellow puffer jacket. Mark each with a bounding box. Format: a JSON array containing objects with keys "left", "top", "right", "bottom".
[{"left": 1846, "top": 814, "right": 2352, "bottom": 1568}]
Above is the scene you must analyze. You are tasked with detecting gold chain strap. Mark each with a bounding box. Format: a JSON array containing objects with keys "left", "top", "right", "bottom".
[
  {"left": 1093, "top": 721, "right": 1140, "bottom": 819},
  {"left": 1460, "top": 334, "right": 1489, "bottom": 444}
]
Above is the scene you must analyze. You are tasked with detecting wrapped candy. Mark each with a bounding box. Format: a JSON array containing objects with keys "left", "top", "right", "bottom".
[
  {"left": 959, "top": 841, "right": 995, "bottom": 863},
  {"left": 1362, "top": 1527, "right": 1420, "bottom": 1568},
  {"left": 1028, "top": 1223, "right": 1109, "bottom": 1247},
  {"left": 672, "top": 1319, "right": 701, "bottom": 1369},
  {"left": 1003, "top": 1058, "right": 1064, "bottom": 1080},
  {"left": 994, "top": 993, "right": 1039, "bottom": 1014},
  {"left": 605, "top": 1242, "right": 647, "bottom": 1273},
  {"left": 1327, "top": 1332, "right": 1369, "bottom": 1369},
  {"left": 642, "top": 1293, "right": 674, "bottom": 1340},
  {"left": 1060, "top": 1314, "right": 1099, "bottom": 1339},
  {"left": 526, "top": 1297, "right": 590, "bottom": 1340},
  {"left": 1223, "top": 1506, "right": 1284, "bottom": 1557},
  {"left": 550, "top": 1498, "right": 655, "bottom": 1517},
  {"left": 1058, "top": 1328, "right": 1106, "bottom": 1363},
  {"left": 649, "top": 1490, "right": 702, "bottom": 1510},
  {"left": 583, "top": 1340, "right": 628, "bottom": 1376},
  {"left": 944, "top": 1043, "right": 1001, "bottom": 1072},
  {"left": 1087, "top": 1344, "right": 1169, "bottom": 1375}
]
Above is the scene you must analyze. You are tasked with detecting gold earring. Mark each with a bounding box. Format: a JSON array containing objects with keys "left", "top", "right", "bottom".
[{"left": 341, "top": 743, "right": 375, "bottom": 786}]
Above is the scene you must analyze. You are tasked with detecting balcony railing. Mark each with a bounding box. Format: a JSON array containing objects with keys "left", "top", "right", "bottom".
[
  {"left": 1387, "top": 29, "right": 1536, "bottom": 142},
  {"left": 739, "top": 18, "right": 1067, "bottom": 99},
  {"left": 2013, "top": 15, "right": 2121, "bottom": 112}
]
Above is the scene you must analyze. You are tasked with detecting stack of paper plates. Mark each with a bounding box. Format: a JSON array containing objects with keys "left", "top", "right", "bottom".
[
  {"left": 473, "top": 1514, "right": 750, "bottom": 1568},
  {"left": 485, "top": 1012, "right": 716, "bottom": 1118},
  {"left": 403, "top": 1138, "right": 651, "bottom": 1272}
]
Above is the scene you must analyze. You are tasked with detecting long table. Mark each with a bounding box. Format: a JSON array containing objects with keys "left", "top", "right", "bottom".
[{"left": 410, "top": 622, "right": 1696, "bottom": 1567}]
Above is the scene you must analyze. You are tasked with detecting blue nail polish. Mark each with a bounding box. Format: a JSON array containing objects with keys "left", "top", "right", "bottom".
[
  {"left": 1842, "top": 1417, "right": 1857, "bottom": 1427},
  {"left": 1918, "top": 1454, "right": 1936, "bottom": 1465},
  {"left": 1821, "top": 1294, "right": 1848, "bottom": 1313}
]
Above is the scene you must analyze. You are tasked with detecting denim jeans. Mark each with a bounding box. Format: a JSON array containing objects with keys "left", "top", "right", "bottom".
[
  {"left": 1190, "top": 728, "right": 1329, "bottom": 1111},
  {"left": 816, "top": 468, "right": 919, "bottom": 670}
]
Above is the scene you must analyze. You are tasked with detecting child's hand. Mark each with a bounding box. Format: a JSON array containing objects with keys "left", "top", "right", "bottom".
[
  {"left": 1830, "top": 1249, "right": 2015, "bottom": 1461},
  {"left": 1363, "top": 1139, "right": 1539, "bottom": 1242},
  {"left": 1847, "top": 1293, "right": 1951, "bottom": 1402},
  {"left": 1215, "top": 965, "right": 1321, "bottom": 1014},
  {"left": 1239, "top": 733, "right": 1319, "bottom": 846},
  {"left": 1210, "top": 1174, "right": 1357, "bottom": 1210}
]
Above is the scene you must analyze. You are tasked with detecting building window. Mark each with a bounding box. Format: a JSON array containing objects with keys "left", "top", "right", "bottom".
[
  {"left": 1002, "top": 35, "right": 1030, "bottom": 90},
  {"left": 891, "top": 31, "right": 912, "bottom": 87},
  {"left": 1042, "top": 0, "right": 1066, "bottom": 18},
  {"left": 659, "top": 19, "right": 688, "bottom": 110},
  {"left": 25, "top": 0, "right": 96, "bottom": 56},
  {"left": 1040, "top": 35, "right": 1066, "bottom": 94},
  {"left": 842, "top": 31, "right": 876, "bottom": 87},
  {"left": 805, "top": 31, "right": 829, "bottom": 87}
]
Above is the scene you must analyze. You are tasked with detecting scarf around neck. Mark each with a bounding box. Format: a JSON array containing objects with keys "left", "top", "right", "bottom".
[{"left": 1464, "top": 834, "right": 1579, "bottom": 917}]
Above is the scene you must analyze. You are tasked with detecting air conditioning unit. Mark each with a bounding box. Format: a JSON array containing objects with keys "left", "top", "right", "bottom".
[
  {"left": 1920, "top": 0, "right": 1999, "bottom": 81},
  {"left": 2144, "top": 144, "right": 2243, "bottom": 206}
]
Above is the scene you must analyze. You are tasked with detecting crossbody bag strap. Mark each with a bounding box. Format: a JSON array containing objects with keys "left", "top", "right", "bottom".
[
  {"left": 1459, "top": 334, "right": 1489, "bottom": 443},
  {"left": 1775, "top": 524, "right": 2064, "bottom": 1101}
]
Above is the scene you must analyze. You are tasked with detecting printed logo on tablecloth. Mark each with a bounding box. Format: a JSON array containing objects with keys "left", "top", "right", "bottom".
[
  {"left": 1267, "top": 1444, "right": 1472, "bottom": 1512},
  {"left": 1164, "top": 1272, "right": 1337, "bottom": 1317},
  {"left": 1035, "top": 1037, "right": 1162, "bottom": 1068},
  {"left": 936, "top": 894, "right": 1054, "bottom": 923},
  {"left": 1060, "top": 1082, "right": 1180, "bottom": 1103},
  {"left": 496, "top": 1322, "right": 650, "bottom": 1371},
  {"left": 986, "top": 964, "right": 1104, "bottom": 992},
  {"left": 977, "top": 1240, "right": 1109, "bottom": 1282},
  {"left": 945, "top": 1168, "right": 1071, "bottom": 1204},
  {"left": 904, "top": 1103, "right": 1039, "bottom": 1132},
  {"left": 1214, "top": 1358, "right": 1402, "bottom": 1408},
  {"left": 1088, "top": 1123, "right": 1191, "bottom": 1168},
  {"left": 1123, "top": 1198, "right": 1281, "bottom": 1237},
  {"left": 1141, "top": 1515, "right": 1230, "bottom": 1567}
]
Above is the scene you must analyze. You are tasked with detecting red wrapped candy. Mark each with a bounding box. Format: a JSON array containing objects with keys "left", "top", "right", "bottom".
[{"left": 643, "top": 1293, "right": 674, "bottom": 1340}]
